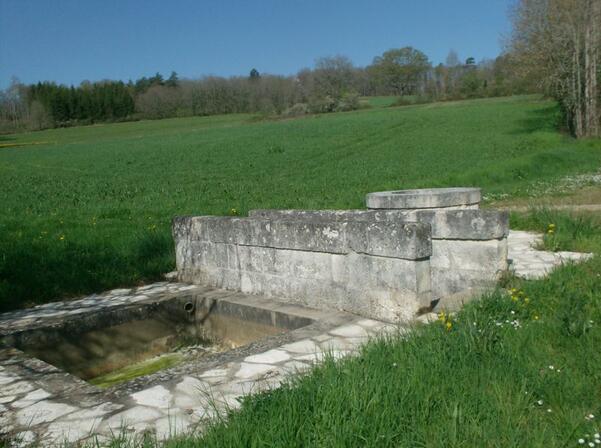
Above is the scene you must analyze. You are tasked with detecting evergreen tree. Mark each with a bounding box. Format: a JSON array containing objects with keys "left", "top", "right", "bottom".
[{"left": 166, "top": 71, "right": 179, "bottom": 87}]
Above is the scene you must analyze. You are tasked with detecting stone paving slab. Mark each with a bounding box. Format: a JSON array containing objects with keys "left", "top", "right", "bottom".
[{"left": 508, "top": 230, "right": 593, "bottom": 279}]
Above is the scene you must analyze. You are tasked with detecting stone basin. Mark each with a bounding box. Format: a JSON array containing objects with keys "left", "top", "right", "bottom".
[{"left": 2, "top": 294, "right": 313, "bottom": 388}]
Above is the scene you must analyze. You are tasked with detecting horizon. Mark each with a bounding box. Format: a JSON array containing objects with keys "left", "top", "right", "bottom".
[{"left": 0, "top": 0, "right": 513, "bottom": 89}]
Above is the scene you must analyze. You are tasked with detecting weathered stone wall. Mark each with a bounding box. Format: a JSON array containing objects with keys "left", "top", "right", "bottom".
[
  {"left": 173, "top": 216, "right": 432, "bottom": 322},
  {"left": 173, "top": 188, "right": 509, "bottom": 320},
  {"left": 249, "top": 208, "right": 509, "bottom": 303}
]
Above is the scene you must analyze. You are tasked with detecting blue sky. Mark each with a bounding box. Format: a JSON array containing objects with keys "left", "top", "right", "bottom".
[{"left": 0, "top": 0, "right": 513, "bottom": 88}]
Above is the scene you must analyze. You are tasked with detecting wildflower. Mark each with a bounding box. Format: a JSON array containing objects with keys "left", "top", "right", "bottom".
[
  {"left": 579, "top": 439, "right": 585, "bottom": 445},
  {"left": 59, "top": 235, "right": 65, "bottom": 241},
  {"left": 547, "top": 408, "right": 552, "bottom": 413},
  {"left": 585, "top": 414, "right": 595, "bottom": 420},
  {"left": 438, "top": 311, "right": 446, "bottom": 322},
  {"left": 549, "top": 365, "right": 554, "bottom": 370},
  {"left": 446, "top": 321, "right": 452, "bottom": 331},
  {"left": 537, "top": 400, "right": 543, "bottom": 406},
  {"left": 589, "top": 443, "right": 595, "bottom": 447},
  {"left": 524, "top": 297, "right": 530, "bottom": 304},
  {"left": 534, "top": 315, "right": 540, "bottom": 320}
]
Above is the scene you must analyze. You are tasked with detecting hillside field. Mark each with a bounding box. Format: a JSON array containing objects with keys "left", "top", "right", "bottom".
[{"left": 2, "top": 95, "right": 601, "bottom": 312}]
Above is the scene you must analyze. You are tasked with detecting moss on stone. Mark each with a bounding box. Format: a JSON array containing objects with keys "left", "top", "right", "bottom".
[{"left": 89, "top": 353, "right": 184, "bottom": 388}]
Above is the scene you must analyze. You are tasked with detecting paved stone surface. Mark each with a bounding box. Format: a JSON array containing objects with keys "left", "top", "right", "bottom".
[
  {"left": 508, "top": 230, "right": 593, "bottom": 279},
  {"left": 131, "top": 385, "right": 173, "bottom": 409}
]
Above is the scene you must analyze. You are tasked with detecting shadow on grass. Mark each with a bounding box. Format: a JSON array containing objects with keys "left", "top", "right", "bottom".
[
  {"left": 0, "top": 231, "right": 174, "bottom": 313},
  {"left": 510, "top": 104, "right": 563, "bottom": 135}
]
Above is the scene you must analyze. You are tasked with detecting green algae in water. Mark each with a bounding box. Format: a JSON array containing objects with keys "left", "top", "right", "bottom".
[{"left": 89, "top": 353, "right": 184, "bottom": 388}]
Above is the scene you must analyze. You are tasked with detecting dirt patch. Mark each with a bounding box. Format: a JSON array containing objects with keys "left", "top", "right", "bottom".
[{"left": 486, "top": 185, "right": 601, "bottom": 212}]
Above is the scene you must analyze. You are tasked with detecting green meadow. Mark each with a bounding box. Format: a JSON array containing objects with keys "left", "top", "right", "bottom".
[{"left": 2, "top": 95, "right": 601, "bottom": 312}]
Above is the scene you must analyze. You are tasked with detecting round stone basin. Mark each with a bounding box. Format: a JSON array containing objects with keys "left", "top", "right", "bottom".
[{"left": 366, "top": 187, "right": 481, "bottom": 210}]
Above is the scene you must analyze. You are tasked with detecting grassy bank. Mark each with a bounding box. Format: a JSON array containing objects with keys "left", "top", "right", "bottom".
[
  {"left": 154, "top": 210, "right": 599, "bottom": 447},
  {"left": 2, "top": 96, "right": 601, "bottom": 312}
]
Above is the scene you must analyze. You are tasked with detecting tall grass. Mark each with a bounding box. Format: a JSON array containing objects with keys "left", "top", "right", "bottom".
[{"left": 511, "top": 208, "right": 601, "bottom": 252}]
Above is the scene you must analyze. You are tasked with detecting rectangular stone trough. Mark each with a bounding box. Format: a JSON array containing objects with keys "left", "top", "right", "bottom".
[{"left": 3, "top": 293, "right": 313, "bottom": 386}]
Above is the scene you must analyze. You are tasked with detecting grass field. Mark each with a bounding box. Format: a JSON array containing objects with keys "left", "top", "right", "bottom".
[{"left": 2, "top": 95, "right": 601, "bottom": 312}]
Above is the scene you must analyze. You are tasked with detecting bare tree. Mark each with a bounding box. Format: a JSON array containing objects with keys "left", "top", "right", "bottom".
[
  {"left": 135, "top": 85, "right": 183, "bottom": 119},
  {"left": 445, "top": 49, "right": 461, "bottom": 67},
  {"left": 0, "top": 77, "right": 29, "bottom": 131},
  {"left": 312, "top": 55, "right": 355, "bottom": 99}
]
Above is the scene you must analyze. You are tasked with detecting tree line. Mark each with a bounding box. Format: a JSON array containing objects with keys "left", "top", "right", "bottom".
[
  {"left": 1, "top": 46, "right": 536, "bottom": 134},
  {"left": 510, "top": 0, "right": 600, "bottom": 138}
]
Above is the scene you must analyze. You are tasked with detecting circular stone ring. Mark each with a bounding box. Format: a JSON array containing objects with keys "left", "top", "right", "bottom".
[{"left": 366, "top": 187, "right": 481, "bottom": 210}]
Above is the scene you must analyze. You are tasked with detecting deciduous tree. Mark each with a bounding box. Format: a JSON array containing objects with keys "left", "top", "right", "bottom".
[{"left": 369, "top": 47, "right": 431, "bottom": 95}]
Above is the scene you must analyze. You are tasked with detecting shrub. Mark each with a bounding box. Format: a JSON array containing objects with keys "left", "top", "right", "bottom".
[
  {"left": 335, "top": 92, "right": 361, "bottom": 112},
  {"left": 282, "top": 103, "right": 309, "bottom": 117}
]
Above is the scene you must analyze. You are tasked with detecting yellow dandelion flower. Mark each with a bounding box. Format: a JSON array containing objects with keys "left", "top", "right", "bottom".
[{"left": 446, "top": 321, "right": 452, "bottom": 331}]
